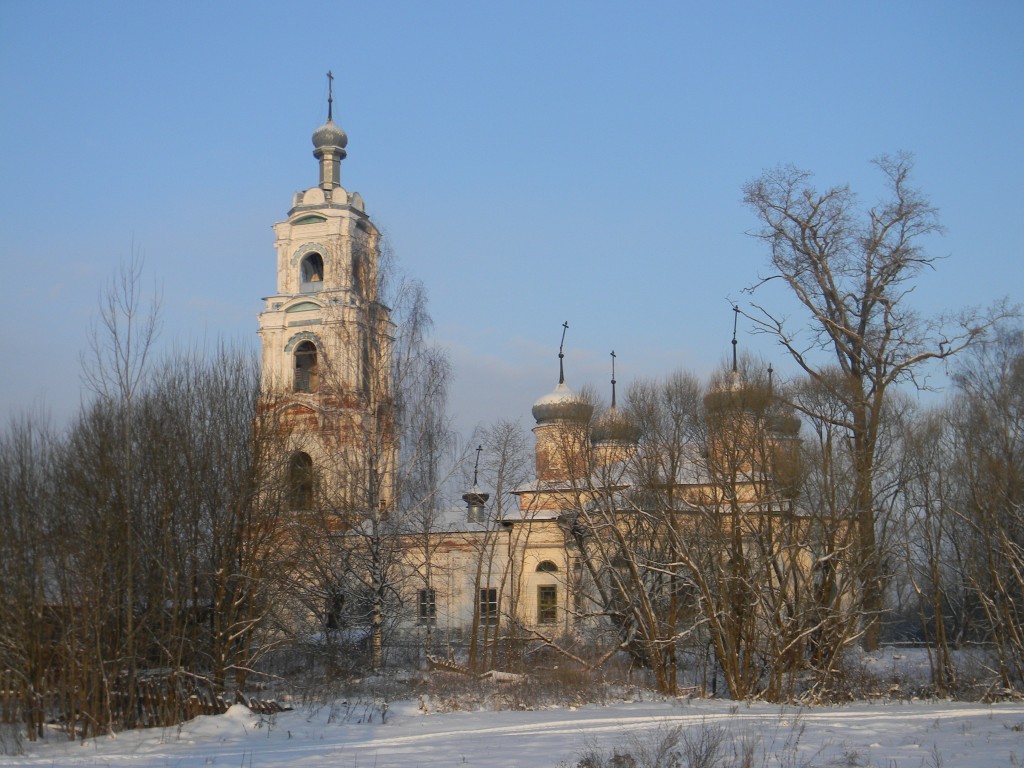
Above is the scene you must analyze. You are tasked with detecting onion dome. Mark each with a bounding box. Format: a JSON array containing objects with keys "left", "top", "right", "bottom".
[
  {"left": 591, "top": 405, "right": 640, "bottom": 445},
  {"left": 591, "top": 351, "right": 638, "bottom": 445},
  {"left": 312, "top": 118, "right": 348, "bottom": 151},
  {"left": 532, "top": 382, "right": 593, "bottom": 425}
]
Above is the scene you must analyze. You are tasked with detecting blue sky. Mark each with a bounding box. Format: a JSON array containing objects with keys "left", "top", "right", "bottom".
[{"left": 2, "top": 1, "right": 1022, "bottom": 439}]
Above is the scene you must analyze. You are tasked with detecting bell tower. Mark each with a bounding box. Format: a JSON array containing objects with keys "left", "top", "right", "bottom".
[{"left": 258, "top": 75, "right": 395, "bottom": 515}]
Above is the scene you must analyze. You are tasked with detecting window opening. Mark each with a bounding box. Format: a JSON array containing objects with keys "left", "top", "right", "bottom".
[
  {"left": 351, "top": 250, "right": 363, "bottom": 297},
  {"left": 300, "top": 252, "right": 324, "bottom": 292},
  {"left": 537, "top": 585, "right": 557, "bottom": 625},
  {"left": 479, "top": 587, "right": 498, "bottom": 625},
  {"left": 536, "top": 560, "right": 559, "bottom": 573},
  {"left": 294, "top": 341, "right": 319, "bottom": 393},
  {"left": 418, "top": 588, "right": 436, "bottom": 626},
  {"left": 287, "top": 452, "right": 314, "bottom": 510}
]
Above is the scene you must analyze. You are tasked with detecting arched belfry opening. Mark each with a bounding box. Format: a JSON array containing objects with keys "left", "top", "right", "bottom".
[
  {"left": 287, "top": 452, "right": 314, "bottom": 510},
  {"left": 300, "top": 252, "right": 324, "bottom": 292},
  {"left": 294, "top": 340, "right": 319, "bottom": 393}
]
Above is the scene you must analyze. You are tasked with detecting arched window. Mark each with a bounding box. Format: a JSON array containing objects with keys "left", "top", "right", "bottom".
[
  {"left": 294, "top": 341, "right": 319, "bottom": 393},
  {"left": 287, "top": 452, "right": 314, "bottom": 510},
  {"left": 299, "top": 252, "right": 324, "bottom": 292},
  {"left": 536, "top": 560, "right": 559, "bottom": 573}
]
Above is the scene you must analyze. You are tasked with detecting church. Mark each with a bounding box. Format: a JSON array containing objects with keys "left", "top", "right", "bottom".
[{"left": 256, "top": 90, "right": 821, "bottom": 682}]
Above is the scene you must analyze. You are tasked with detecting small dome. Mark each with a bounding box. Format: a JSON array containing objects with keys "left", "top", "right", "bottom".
[
  {"left": 591, "top": 405, "right": 640, "bottom": 445},
  {"left": 768, "top": 412, "right": 801, "bottom": 436},
  {"left": 532, "top": 382, "right": 593, "bottom": 425},
  {"left": 703, "top": 374, "right": 772, "bottom": 415},
  {"left": 312, "top": 118, "right": 348, "bottom": 150}
]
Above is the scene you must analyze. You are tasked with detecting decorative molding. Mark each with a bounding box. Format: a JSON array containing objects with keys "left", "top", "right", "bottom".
[{"left": 284, "top": 330, "right": 323, "bottom": 353}]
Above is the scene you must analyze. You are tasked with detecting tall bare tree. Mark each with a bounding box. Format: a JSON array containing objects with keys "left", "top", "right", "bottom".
[
  {"left": 743, "top": 154, "right": 1004, "bottom": 649},
  {"left": 71, "top": 256, "right": 161, "bottom": 731}
]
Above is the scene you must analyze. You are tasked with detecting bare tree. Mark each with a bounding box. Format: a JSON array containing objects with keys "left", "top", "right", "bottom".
[
  {"left": 67, "top": 255, "right": 161, "bottom": 732},
  {"left": 1, "top": 258, "right": 291, "bottom": 739},
  {"left": 48, "top": 341, "right": 287, "bottom": 738},
  {"left": 279, "top": 238, "right": 455, "bottom": 672},
  {"left": 742, "top": 154, "right": 1005, "bottom": 649},
  {"left": 0, "top": 411, "right": 58, "bottom": 741},
  {"left": 897, "top": 407, "right": 962, "bottom": 694},
  {"left": 467, "top": 420, "right": 533, "bottom": 671},
  {"left": 787, "top": 376, "right": 864, "bottom": 689},
  {"left": 946, "top": 328, "right": 1024, "bottom": 689}
]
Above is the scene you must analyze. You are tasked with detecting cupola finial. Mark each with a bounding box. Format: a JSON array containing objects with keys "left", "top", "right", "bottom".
[
  {"left": 311, "top": 72, "right": 348, "bottom": 192},
  {"left": 463, "top": 445, "right": 489, "bottom": 522},
  {"left": 731, "top": 305, "right": 740, "bottom": 374},
  {"left": 472, "top": 444, "right": 483, "bottom": 487},
  {"left": 610, "top": 350, "right": 618, "bottom": 409},
  {"left": 558, "top": 321, "right": 569, "bottom": 385},
  {"left": 327, "top": 70, "right": 334, "bottom": 121}
]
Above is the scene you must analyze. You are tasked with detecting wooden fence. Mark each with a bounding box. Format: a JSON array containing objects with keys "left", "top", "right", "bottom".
[{"left": 0, "top": 669, "right": 289, "bottom": 741}]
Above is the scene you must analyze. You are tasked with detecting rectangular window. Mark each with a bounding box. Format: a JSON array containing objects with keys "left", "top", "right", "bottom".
[
  {"left": 479, "top": 587, "right": 498, "bottom": 625},
  {"left": 418, "top": 588, "right": 436, "bottom": 626},
  {"left": 537, "top": 585, "right": 557, "bottom": 625}
]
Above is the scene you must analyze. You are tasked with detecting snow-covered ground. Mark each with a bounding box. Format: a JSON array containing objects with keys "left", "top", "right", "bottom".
[{"left": 4, "top": 697, "right": 1024, "bottom": 767}]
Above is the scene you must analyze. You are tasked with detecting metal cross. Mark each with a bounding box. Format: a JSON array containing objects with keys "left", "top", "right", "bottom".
[
  {"left": 327, "top": 70, "right": 334, "bottom": 120},
  {"left": 472, "top": 444, "right": 483, "bottom": 486}
]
